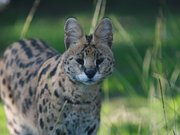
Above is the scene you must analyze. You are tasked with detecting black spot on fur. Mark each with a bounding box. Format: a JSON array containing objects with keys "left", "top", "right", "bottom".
[
  {"left": 63, "top": 113, "right": 67, "bottom": 118},
  {"left": 25, "top": 71, "right": 29, "bottom": 75},
  {"left": 69, "top": 57, "right": 73, "bottom": 60},
  {"left": 47, "top": 117, "right": 50, "bottom": 123},
  {"left": 40, "top": 88, "right": 45, "bottom": 97},
  {"left": 2, "top": 78, "right": 6, "bottom": 85},
  {"left": 11, "top": 48, "right": 18, "bottom": 54},
  {"left": 39, "top": 104, "right": 42, "bottom": 113},
  {"left": 39, "top": 118, "right": 44, "bottom": 129},
  {"left": 87, "top": 124, "right": 96, "bottom": 135},
  {"left": 19, "top": 79, "right": 24, "bottom": 87},
  {"left": 22, "top": 98, "right": 32, "bottom": 114},
  {"left": 16, "top": 72, "right": 21, "bottom": 78},
  {"left": 54, "top": 90, "right": 59, "bottom": 97},
  {"left": 29, "top": 87, "right": 33, "bottom": 96},
  {"left": 18, "top": 40, "right": 33, "bottom": 59},
  {"left": 19, "top": 61, "right": 34, "bottom": 68},
  {"left": 30, "top": 39, "right": 44, "bottom": 52},
  {"left": 46, "top": 51, "right": 54, "bottom": 58},
  {"left": 38, "top": 64, "right": 51, "bottom": 81},
  {"left": 43, "top": 99, "right": 46, "bottom": 105},
  {"left": 36, "top": 57, "right": 44, "bottom": 65},
  {"left": 55, "top": 55, "right": 60, "bottom": 61},
  {"left": 49, "top": 66, "right": 57, "bottom": 77},
  {"left": 58, "top": 81, "right": 62, "bottom": 87},
  {"left": 44, "top": 83, "right": 49, "bottom": 91},
  {"left": 9, "top": 94, "right": 12, "bottom": 98},
  {"left": 49, "top": 126, "right": 53, "bottom": 130},
  {"left": 33, "top": 70, "right": 38, "bottom": 77},
  {"left": 26, "top": 74, "right": 32, "bottom": 82},
  {"left": 7, "top": 85, "right": 11, "bottom": 91}
]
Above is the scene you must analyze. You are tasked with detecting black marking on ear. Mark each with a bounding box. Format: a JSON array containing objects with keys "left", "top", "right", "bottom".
[{"left": 85, "top": 35, "right": 93, "bottom": 45}]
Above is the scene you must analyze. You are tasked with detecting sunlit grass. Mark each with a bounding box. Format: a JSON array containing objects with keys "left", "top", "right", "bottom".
[
  {"left": 0, "top": 97, "right": 179, "bottom": 135},
  {"left": 99, "top": 96, "right": 180, "bottom": 135},
  {"left": 0, "top": 103, "right": 8, "bottom": 135}
]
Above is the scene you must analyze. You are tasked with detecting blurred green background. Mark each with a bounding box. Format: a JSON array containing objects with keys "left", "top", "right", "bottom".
[{"left": 0, "top": 0, "right": 179, "bottom": 134}]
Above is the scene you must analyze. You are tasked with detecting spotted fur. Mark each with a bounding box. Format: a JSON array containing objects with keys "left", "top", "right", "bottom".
[{"left": 0, "top": 18, "right": 114, "bottom": 135}]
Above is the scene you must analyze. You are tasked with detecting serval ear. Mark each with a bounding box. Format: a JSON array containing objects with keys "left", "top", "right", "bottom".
[
  {"left": 93, "top": 18, "right": 113, "bottom": 48},
  {"left": 64, "top": 17, "right": 85, "bottom": 49}
]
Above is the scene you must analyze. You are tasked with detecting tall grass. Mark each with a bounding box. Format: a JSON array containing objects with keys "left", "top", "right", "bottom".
[
  {"left": 92, "top": 0, "right": 180, "bottom": 134},
  {"left": 98, "top": 0, "right": 179, "bottom": 134},
  {"left": 20, "top": 0, "right": 41, "bottom": 38},
  {"left": 89, "top": 0, "right": 106, "bottom": 34}
]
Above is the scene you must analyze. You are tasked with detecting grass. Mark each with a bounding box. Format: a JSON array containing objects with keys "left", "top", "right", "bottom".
[
  {"left": 1, "top": 96, "right": 180, "bottom": 135},
  {"left": 0, "top": 103, "right": 8, "bottom": 135},
  {"left": 0, "top": 0, "right": 180, "bottom": 134},
  {"left": 99, "top": 96, "right": 180, "bottom": 135}
]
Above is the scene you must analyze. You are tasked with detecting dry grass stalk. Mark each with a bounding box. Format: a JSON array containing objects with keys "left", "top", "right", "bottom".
[
  {"left": 21, "top": 0, "right": 41, "bottom": 38},
  {"left": 89, "top": 0, "right": 106, "bottom": 34}
]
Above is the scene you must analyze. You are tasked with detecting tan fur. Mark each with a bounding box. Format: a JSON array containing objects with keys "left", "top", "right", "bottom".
[{"left": 0, "top": 18, "right": 114, "bottom": 135}]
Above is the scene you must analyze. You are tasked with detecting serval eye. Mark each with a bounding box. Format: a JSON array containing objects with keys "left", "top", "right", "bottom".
[
  {"left": 96, "top": 58, "right": 104, "bottom": 65},
  {"left": 76, "top": 58, "right": 84, "bottom": 65}
]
